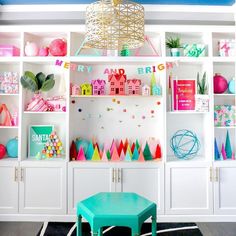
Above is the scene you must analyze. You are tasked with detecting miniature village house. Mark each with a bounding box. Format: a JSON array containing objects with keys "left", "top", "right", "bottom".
[
  {"left": 108, "top": 73, "right": 127, "bottom": 95},
  {"left": 127, "top": 79, "right": 141, "bottom": 95},
  {"left": 80, "top": 83, "right": 92, "bottom": 95},
  {"left": 91, "top": 79, "right": 106, "bottom": 95},
  {"left": 142, "top": 84, "right": 151, "bottom": 96}
]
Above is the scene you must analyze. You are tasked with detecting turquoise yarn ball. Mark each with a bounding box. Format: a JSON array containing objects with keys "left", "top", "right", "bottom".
[
  {"left": 170, "top": 129, "right": 200, "bottom": 160},
  {"left": 6, "top": 138, "right": 18, "bottom": 158},
  {"left": 228, "top": 79, "right": 235, "bottom": 94}
]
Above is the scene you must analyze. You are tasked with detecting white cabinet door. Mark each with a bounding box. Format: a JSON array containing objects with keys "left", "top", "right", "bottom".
[
  {"left": 0, "top": 161, "right": 19, "bottom": 214},
  {"left": 19, "top": 162, "right": 66, "bottom": 214},
  {"left": 120, "top": 166, "right": 164, "bottom": 214},
  {"left": 214, "top": 163, "right": 236, "bottom": 215},
  {"left": 68, "top": 164, "right": 113, "bottom": 214},
  {"left": 166, "top": 163, "right": 213, "bottom": 215}
]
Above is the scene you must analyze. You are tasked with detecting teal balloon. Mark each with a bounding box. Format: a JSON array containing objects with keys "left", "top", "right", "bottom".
[
  {"left": 228, "top": 79, "right": 235, "bottom": 94},
  {"left": 6, "top": 138, "right": 18, "bottom": 158}
]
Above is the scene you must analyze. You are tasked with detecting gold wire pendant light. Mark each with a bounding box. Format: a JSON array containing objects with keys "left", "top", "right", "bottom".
[{"left": 85, "top": 0, "right": 145, "bottom": 50}]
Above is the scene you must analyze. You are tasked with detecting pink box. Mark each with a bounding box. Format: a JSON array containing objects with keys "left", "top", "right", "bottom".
[{"left": 0, "top": 45, "right": 20, "bottom": 57}]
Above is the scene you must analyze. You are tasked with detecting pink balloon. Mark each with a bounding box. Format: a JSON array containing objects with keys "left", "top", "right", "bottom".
[
  {"left": 49, "top": 39, "right": 67, "bottom": 56},
  {"left": 214, "top": 74, "right": 228, "bottom": 94}
]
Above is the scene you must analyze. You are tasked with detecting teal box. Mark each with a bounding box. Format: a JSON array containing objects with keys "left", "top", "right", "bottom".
[{"left": 183, "top": 44, "right": 206, "bottom": 57}]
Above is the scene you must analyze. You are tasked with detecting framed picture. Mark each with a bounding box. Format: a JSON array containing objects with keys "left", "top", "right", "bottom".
[{"left": 28, "top": 125, "right": 54, "bottom": 158}]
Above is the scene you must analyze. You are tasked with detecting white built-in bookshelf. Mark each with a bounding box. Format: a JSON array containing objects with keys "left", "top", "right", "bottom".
[{"left": 0, "top": 25, "right": 235, "bottom": 221}]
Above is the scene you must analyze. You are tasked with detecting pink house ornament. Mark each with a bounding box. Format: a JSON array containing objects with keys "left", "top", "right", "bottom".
[
  {"left": 127, "top": 79, "right": 141, "bottom": 95},
  {"left": 108, "top": 72, "right": 127, "bottom": 95},
  {"left": 91, "top": 79, "right": 106, "bottom": 95}
]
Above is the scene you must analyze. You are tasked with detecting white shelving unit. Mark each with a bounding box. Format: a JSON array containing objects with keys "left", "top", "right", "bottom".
[{"left": 0, "top": 24, "right": 235, "bottom": 221}]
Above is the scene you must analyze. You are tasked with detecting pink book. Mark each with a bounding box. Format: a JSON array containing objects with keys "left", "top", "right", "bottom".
[{"left": 172, "top": 79, "right": 196, "bottom": 111}]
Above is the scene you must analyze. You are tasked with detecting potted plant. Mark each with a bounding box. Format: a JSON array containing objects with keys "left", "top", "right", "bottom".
[
  {"left": 20, "top": 71, "right": 55, "bottom": 93},
  {"left": 166, "top": 37, "right": 182, "bottom": 57},
  {"left": 195, "top": 72, "right": 209, "bottom": 112}
]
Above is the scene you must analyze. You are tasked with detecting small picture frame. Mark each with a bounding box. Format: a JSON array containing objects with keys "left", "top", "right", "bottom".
[{"left": 28, "top": 125, "right": 54, "bottom": 158}]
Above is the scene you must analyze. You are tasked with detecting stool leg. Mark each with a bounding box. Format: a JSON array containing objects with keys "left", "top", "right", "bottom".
[
  {"left": 151, "top": 216, "right": 156, "bottom": 236},
  {"left": 98, "top": 227, "right": 103, "bottom": 236},
  {"left": 77, "top": 215, "right": 82, "bottom": 236}
]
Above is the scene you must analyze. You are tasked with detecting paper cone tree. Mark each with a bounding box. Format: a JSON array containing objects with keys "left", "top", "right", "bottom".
[
  {"left": 106, "top": 150, "right": 111, "bottom": 160},
  {"left": 219, "top": 153, "right": 224, "bottom": 161},
  {"left": 42, "top": 131, "right": 64, "bottom": 158},
  {"left": 143, "top": 142, "right": 153, "bottom": 161},
  {"left": 138, "top": 150, "right": 145, "bottom": 162},
  {"left": 131, "top": 143, "right": 136, "bottom": 153},
  {"left": 151, "top": 72, "right": 156, "bottom": 88},
  {"left": 118, "top": 140, "right": 124, "bottom": 156},
  {"left": 86, "top": 141, "right": 94, "bottom": 160},
  {"left": 120, "top": 149, "right": 126, "bottom": 161},
  {"left": 110, "top": 139, "right": 116, "bottom": 153},
  {"left": 70, "top": 140, "right": 77, "bottom": 161},
  {"left": 214, "top": 138, "right": 220, "bottom": 160},
  {"left": 94, "top": 143, "right": 100, "bottom": 153},
  {"left": 225, "top": 130, "right": 232, "bottom": 159},
  {"left": 148, "top": 138, "right": 156, "bottom": 157},
  {"left": 124, "top": 138, "right": 129, "bottom": 154},
  {"left": 91, "top": 146, "right": 101, "bottom": 161},
  {"left": 232, "top": 152, "right": 235, "bottom": 160},
  {"left": 77, "top": 147, "right": 86, "bottom": 161},
  {"left": 101, "top": 149, "right": 109, "bottom": 161},
  {"left": 111, "top": 146, "right": 120, "bottom": 161},
  {"left": 155, "top": 144, "right": 162, "bottom": 159},
  {"left": 132, "top": 146, "right": 139, "bottom": 160},
  {"left": 125, "top": 151, "right": 132, "bottom": 161},
  {"left": 136, "top": 139, "right": 140, "bottom": 150},
  {"left": 126, "top": 144, "right": 132, "bottom": 157},
  {"left": 221, "top": 143, "right": 227, "bottom": 160}
]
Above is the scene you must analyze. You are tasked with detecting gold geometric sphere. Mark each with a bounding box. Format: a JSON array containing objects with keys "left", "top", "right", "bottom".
[{"left": 85, "top": 0, "right": 145, "bottom": 50}]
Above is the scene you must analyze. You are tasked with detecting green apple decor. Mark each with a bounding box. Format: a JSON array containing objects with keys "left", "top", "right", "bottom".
[
  {"left": 20, "top": 71, "right": 55, "bottom": 93},
  {"left": 166, "top": 37, "right": 182, "bottom": 57}
]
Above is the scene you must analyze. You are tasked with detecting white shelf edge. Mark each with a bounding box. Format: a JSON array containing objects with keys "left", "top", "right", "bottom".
[
  {"left": 214, "top": 126, "right": 236, "bottom": 129},
  {"left": 23, "top": 111, "right": 66, "bottom": 114},
  {"left": 214, "top": 94, "right": 236, "bottom": 96},
  {"left": 167, "top": 111, "right": 209, "bottom": 114},
  {"left": 0, "top": 93, "right": 19, "bottom": 96},
  {"left": 0, "top": 126, "right": 18, "bottom": 129}
]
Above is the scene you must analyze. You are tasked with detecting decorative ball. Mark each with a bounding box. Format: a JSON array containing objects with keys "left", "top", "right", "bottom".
[
  {"left": 49, "top": 38, "right": 67, "bottom": 56},
  {"left": 6, "top": 138, "right": 18, "bottom": 158},
  {"left": 25, "top": 42, "right": 39, "bottom": 56},
  {"left": 38, "top": 47, "right": 49, "bottom": 56},
  {"left": 228, "top": 78, "right": 235, "bottom": 94},
  {"left": 170, "top": 129, "right": 200, "bottom": 160},
  {"left": 214, "top": 73, "right": 228, "bottom": 94},
  {"left": 0, "top": 144, "right": 6, "bottom": 159}
]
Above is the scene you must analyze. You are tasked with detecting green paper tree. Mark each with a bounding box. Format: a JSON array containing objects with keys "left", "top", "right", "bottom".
[
  {"left": 225, "top": 130, "right": 232, "bottom": 159},
  {"left": 135, "top": 139, "right": 140, "bottom": 150},
  {"left": 143, "top": 142, "right": 153, "bottom": 161},
  {"left": 106, "top": 150, "right": 111, "bottom": 160}
]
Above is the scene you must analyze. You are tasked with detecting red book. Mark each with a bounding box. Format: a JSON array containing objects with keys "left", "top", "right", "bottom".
[{"left": 172, "top": 79, "right": 196, "bottom": 111}]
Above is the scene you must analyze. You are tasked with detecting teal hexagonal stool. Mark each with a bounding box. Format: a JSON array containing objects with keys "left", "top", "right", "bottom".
[{"left": 77, "top": 192, "right": 157, "bottom": 236}]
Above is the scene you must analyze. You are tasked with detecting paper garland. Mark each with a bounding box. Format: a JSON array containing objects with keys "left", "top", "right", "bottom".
[{"left": 70, "top": 138, "right": 162, "bottom": 162}]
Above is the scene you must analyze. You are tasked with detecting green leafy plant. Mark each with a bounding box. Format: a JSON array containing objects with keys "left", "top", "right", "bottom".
[
  {"left": 197, "top": 72, "right": 208, "bottom": 94},
  {"left": 21, "top": 71, "right": 55, "bottom": 93},
  {"left": 166, "top": 37, "right": 182, "bottom": 49}
]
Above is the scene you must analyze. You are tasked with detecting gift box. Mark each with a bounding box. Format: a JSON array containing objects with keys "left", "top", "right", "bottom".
[
  {"left": 0, "top": 45, "right": 20, "bottom": 57},
  {"left": 214, "top": 105, "right": 236, "bottom": 127},
  {"left": 218, "top": 39, "right": 236, "bottom": 57},
  {"left": 183, "top": 44, "right": 206, "bottom": 57},
  {"left": 46, "top": 96, "right": 66, "bottom": 112},
  {"left": 0, "top": 72, "right": 19, "bottom": 94}
]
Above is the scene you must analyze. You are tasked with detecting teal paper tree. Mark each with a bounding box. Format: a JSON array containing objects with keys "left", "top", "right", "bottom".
[
  {"left": 135, "top": 139, "right": 140, "bottom": 150},
  {"left": 143, "top": 142, "right": 153, "bottom": 161},
  {"left": 214, "top": 138, "right": 220, "bottom": 160},
  {"left": 132, "top": 147, "right": 139, "bottom": 161},
  {"left": 86, "top": 141, "right": 94, "bottom": 160},
  {"left": 225, "top": 130, "right": 232, "bottom": 159}
]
